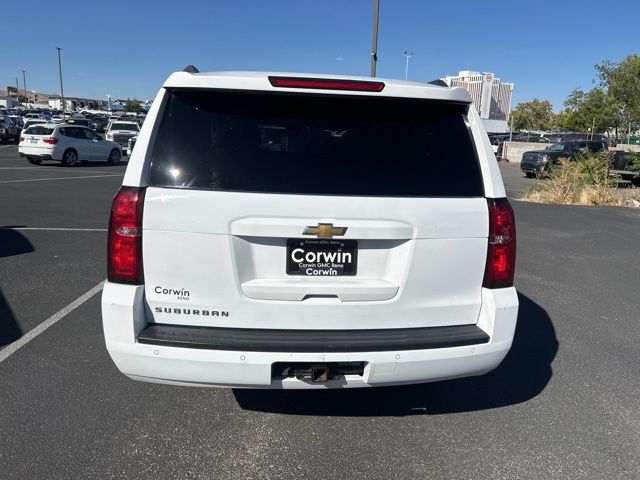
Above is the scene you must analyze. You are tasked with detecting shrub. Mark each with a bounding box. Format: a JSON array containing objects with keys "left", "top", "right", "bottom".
[{"left": 524, "top": 152, "right": 629, "bottom": 206}]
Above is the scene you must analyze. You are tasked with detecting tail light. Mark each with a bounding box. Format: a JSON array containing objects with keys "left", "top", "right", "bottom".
[
  {"left": 19, "top": 136, "right": 24, "bottom": 142},
  {"left": 483, "top": 198, "right": 516, "bottom": 289},
  {"left": 107, "top": 187, "right": 146, "bottom": 284},
  {"left": 43, "top": 137, "right": 58, "bottom": 144},
  {"left": 269, "top": 76, "right": 385, "bottom": 92}
]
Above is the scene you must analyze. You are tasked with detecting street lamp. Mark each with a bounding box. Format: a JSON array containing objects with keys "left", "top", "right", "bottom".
[
  {"left": 22, "top": 70, "right": 27, "bottom": 106},
  {"left": 56, "top": 47, "right": 65, "bottom": 121},
  {"left": 403, "top": 51, "right": 414, "bottom": 81},
  {"left": 370, "top": 0, "right": 380, "bottom": 77},
  {"left": 106, "top": 94, "right": 111, "bottom": 112}
]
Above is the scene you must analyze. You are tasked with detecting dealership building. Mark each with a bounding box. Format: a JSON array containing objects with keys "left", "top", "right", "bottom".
[{"left": 443, "top": 71, "right": 514, "bottom": 133}]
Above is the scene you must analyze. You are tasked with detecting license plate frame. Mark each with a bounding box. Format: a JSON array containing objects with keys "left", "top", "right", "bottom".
[{"left": 286, "top": 239, "right": 357, "bottom": 276}]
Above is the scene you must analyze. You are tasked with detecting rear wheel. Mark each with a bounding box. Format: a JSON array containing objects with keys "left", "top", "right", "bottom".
[
  {"left": 27, "top": 156, "right": 42, "bottom": 165},
  {"left": 524, "top": 172, "right": 535, "bottom": 179},
  {"left": 61, "top": 149, "right": 78, "bottom": 166},
  {"left": 107, "top": 148, "right": 121, "bottom": 164}
]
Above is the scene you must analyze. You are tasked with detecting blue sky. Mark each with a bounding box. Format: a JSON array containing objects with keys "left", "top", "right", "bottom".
[{"left": 2, "top": 0, "right": 638, "bottom": 111}]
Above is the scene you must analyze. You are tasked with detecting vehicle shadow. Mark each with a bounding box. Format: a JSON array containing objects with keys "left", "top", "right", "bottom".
[
  {"left": 0, "top": 227, "right": 34, "bottom": 258},
  {"left": 233, "top": 293, "right": 558, "bottom": 416},
  {"left": 0, "top": 228, "right": 33, "bottom": 346},
  {"left": 39, "top": 159, "right": 129, "bottom": 168},
  {"left": 0, "top": 289, "right": 22, "bottom": 347}
]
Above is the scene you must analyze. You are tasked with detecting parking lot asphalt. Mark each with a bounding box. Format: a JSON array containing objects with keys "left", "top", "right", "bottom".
[{"left": 1, "top": 144, "right": 639, "bottom": 479}]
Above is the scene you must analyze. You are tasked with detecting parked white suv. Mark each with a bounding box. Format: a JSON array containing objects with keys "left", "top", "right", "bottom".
[
  {"left": 102, "top": 69, "right": 518, "bottom": 389},
  {"left": 19, "top": 123, "right": 122, "bottom": 165},
  {"left": 105, "top": 120, "right": 139, "bottom": 155}
]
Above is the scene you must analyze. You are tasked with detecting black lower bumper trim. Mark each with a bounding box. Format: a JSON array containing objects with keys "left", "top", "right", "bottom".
[{"left": 137, "top": 324, "right": 489, "bottom": 353}]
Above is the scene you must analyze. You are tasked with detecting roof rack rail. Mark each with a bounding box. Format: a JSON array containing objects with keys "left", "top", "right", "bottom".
[
  {"left": 428, "top": 79, "right": 448, "bottom": 87},
  {"left": 183, "top": 65, "right": 200, "bottom": 73}
]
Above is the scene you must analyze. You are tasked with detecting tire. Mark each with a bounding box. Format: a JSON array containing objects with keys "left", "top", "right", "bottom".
[
  {"left": 26, "top": 156, "right": 42, "bottom": 165},
  {"left": 61, "top": 149, "right": 78, "bottom": 166},
  {"left": 107, "top": 148, "right": 121, "bottom": 164},
  {"left": 525, "top": 172, "right": 535, "bottom": 179}
]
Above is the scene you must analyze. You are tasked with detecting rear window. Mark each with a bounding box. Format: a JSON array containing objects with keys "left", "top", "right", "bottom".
[
  {"left": 23, "top": 126, "right": 54, "bottom": 136},
  {"left": 111, "top": 123, "right": 138, "bottom": 131},
  {"left": 149, "top": 89, "right": 484, "bottom": 197}
]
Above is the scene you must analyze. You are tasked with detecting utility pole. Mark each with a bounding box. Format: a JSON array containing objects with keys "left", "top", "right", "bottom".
[
  {"left": 22, "top": 70, "right": 27, "bottom": 106},
  {"left": 15, "top": 78, "right": 19, "bottom": 106},
  {"left": 404, "top": 51, "right": 414, "bottom": 81},
  {"left": 56, "top": 47, "right": 65, "bottom": 121},
  {"left": 370, "top": 0, "right": 380, "bottom": 77}
]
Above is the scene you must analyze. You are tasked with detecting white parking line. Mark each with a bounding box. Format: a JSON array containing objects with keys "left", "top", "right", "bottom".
[
  {"left": 0, "top": 281, "right": 105, "bottom": 364},
  {"left": 0, "top": 174, "right": 122, "bottom": 184},
  {"left": 0, "top": 145, "right": 14, "bottom": 149},
  {"left": 2, "top": 227, "right": 107, "bottom": 232}
]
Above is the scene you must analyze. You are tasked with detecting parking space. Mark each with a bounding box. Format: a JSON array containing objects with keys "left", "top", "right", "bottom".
[{"left": 1, "top": 146, "right": 639, "bottom": 479}]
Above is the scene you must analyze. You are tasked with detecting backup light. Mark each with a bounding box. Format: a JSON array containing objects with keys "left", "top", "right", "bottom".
[{"left": 269, "top": 76, "right": 385, "bottom": 92}]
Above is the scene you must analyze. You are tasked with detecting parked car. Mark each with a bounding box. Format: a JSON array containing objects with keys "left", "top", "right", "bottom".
[
  {"left": 22, "top": 118, "right": 48, "bottom": 131},
  {"left": 90, "top": 117, "right": 108, "bottom": 133},
  {"left": 101, "top": 69, "right": 519, "bottom": 389},
  {"left": 64, "top": 118, "right": 93, "bottom": 128},
  {"left": 105, "top": 120, "right": 139, "bottom": 154},
  {"left": 610, "top": 150, "right": 640, "bottom": 186},
  {"left": 0, "top": 116, "right": 19, "bottom": 143},
  {"left": 18, "top": 123, "right": 122, "bottom": 165},
  {"left": 520, "top": 140, "right": 608, "bottom": 177}
]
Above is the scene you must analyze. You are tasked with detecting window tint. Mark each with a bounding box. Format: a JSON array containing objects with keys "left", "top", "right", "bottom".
[
  {"left": 65, "top": 127, "right": 85, "bottom": 139},
  {"left": 149, "top": 90, "right": 484, "bottom": 197},
  {"left": 111, "top": 123, "right": 138, "bottom": 131},
  {"left": 588, "top": 142, "right": 604, "bottom": 152},
  {"left": 81, "top": 128, "right": 98, "bottom": 140},
  {"left": 24, "top": 126, "right": 54, "bottom": 136}
]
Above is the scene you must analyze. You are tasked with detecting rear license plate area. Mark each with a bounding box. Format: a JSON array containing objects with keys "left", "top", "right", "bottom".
[{"left": 286, "top": 239, "right": 357, "bottom": 276}]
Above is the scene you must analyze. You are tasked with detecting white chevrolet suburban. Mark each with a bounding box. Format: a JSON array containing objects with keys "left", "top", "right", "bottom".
[{"left": 101, "top": 68, "right": 518, "bottom": 389}]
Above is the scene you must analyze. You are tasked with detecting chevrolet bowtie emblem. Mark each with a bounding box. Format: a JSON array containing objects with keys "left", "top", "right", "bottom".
[{"left": 303, "top": 223, "right": 348, "bottom": 239}]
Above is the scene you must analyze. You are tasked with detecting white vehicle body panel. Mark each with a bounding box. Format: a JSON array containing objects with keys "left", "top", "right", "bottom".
[
  {"left": 103, "top": 283, "right": 517, "bottom": 388},
  {"left": 103, "top": 70, "right": 518, "bottom": 389}
]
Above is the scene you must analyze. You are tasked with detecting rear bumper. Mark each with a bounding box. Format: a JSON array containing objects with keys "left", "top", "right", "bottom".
[
  {"left": 19, "top": 145, "right": 61, "bottom": 160},
  {"left": 101, "top": 283, "right": 518, "bottom": 389},
  {"left": 520, "top": 162, "right": 543, "bottom": 173}
]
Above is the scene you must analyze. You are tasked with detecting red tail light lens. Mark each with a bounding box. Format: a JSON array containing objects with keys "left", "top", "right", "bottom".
[
  {"left": 483, "top": 198, "right": 516, "bottom": 289},
  {"left": 19, "top": 136, "right": 24, "bottom": 142},
  {"left": 42, "top": 137, "right": 58, "bottom": 144},
  {"left": 269, "top": 76, "right": 385, "bottom": 92},
  {"left": 107, "top": 187, "right": 146, "bottom": 284}
]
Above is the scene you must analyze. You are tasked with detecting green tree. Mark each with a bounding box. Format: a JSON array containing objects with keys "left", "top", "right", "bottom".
[
  {"left": 124, "top": 98, "right": 142, "bottom": 112},
  {"left": 511, "top": 99, "right": 555, "bottom": 131},
  {"left": 595, "top": 55, "right": 640, "bottom": 135},
  {"left": 555, "top": 88, "right": 622, "bottom": 137}
]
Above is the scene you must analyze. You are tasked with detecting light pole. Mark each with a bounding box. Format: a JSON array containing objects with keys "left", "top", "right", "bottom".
[
  {"left": 56, "top": 47, "right": 65, "bottom": 121},
  {"left": 22, "top": 70, "right": 27, "bottom": 106},
  {"left": 106, "top": 94, "right": 111, "bottom": 112},
  {"left": 370, "top": 0, "right": 380, "bottom": 77},
  {"left": 403, "top": 51, "right": 414, "bottom": 81}
]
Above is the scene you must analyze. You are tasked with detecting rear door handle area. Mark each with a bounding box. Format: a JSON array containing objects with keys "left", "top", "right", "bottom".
[{"left": 240, "top": 278, "right": 399, "bottom": 302}]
